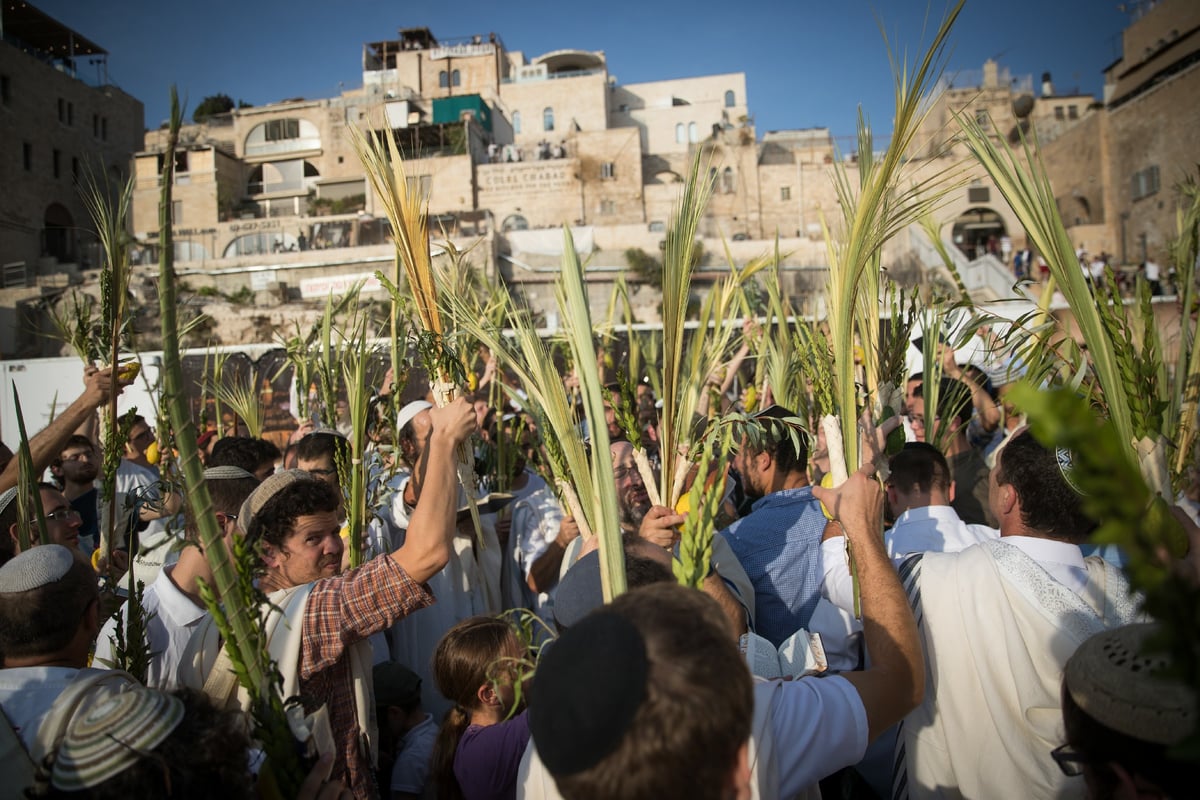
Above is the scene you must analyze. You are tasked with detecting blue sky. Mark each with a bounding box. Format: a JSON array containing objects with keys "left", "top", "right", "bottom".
[{"left": 35, "top": 0, "right": 1130, "bottom": 147}]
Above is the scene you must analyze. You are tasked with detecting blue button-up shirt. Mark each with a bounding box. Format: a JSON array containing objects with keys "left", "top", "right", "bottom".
[{"left": 719, "top": 486, "right": 826, "bottom": 647}]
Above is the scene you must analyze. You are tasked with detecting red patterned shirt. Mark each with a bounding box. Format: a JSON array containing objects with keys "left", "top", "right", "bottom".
[{"left": 300, "top": 556, "right": 434, "bottom": 799}]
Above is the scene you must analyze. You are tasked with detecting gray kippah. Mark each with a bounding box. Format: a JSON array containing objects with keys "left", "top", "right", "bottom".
[
  {"left": 204, "top": 465, "right": 257, "bottom": 481},
  {"left": 238, "top": 468, "right": 319, "bottom": 535},
  {"left": 1065, "top": 623, "right": 1196, "bottom": 745},
  {"left": 0, "top": 487, "right": 16, "bottom": 518},
  {"left": 0, "top": 544, "right": 74, "bottom": 593}
]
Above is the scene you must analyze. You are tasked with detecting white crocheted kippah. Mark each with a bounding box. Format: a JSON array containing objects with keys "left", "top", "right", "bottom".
[{"left": 0, "top": 544, "right": 74, "bottom": 593}]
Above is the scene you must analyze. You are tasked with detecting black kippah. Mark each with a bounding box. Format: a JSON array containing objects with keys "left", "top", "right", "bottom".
[{"left": 529, "top": 610, "right": 649, "bottom": 776}]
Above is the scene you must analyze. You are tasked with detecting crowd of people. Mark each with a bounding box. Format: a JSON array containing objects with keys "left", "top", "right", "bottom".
[{"left": 0, "top": 334, "right": 1197, "bottom": 800}]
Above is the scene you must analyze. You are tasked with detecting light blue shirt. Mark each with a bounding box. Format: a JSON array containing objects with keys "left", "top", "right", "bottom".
[{"left": 720, "top": 486, "right": 826, "bottom": 647}]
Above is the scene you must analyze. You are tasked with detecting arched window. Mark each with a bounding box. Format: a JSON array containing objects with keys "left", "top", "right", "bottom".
[
  {"left": 452, "top": 69, "right": 461, "bottom": 87},
  {"left": 722, "top": 167, "right": 735, "bottom": 194},
  {"left": 725, "top": 90, "right": 735, "bottom": 108},
  {"left": 439, "top": 70, "right": 449, "bottom": 88},
  {"left": 675, "top": 123, "right": 685, "bottom": 144},
  {"left": 688, "top": 122, "right": 698, "bottom": 143},
  {"left": 512, "top": 111, "right": 521, "bottom": 134},
  {"left": 543, "top": 107, "right": 555, "bottom": 132},
  {"left": 502, "top": 214, "right": 529, "bottom": 232}
]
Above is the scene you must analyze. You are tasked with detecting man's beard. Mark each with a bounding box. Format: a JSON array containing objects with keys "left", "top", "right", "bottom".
[{"left": 618, "top": 487, "right": 650, "bottom": 532}]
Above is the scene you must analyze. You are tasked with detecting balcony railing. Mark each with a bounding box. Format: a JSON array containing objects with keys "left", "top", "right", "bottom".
[{"left": 244, "top": 137, "right": 323, "bottom": 158}]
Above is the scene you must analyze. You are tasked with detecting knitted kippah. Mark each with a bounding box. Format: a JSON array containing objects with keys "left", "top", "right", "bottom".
[
  {"left": 51, "top": 687, "right": 185, "bottom": 790},
  {"left": 1055, "top": 447, "right": 1086, "bottom": 496},
  {"left": 0, "top": 486, "right": 16, "bottom": 517},
  {"left": 1065, "top": 623, "right": 1196, "bottom": 746},
  {"left": 203, "top": 465, "right": 257, "bottom": 481},
  {"left": 238, "top": 468, "right": 318, "bottom": 534},
  {"left": 529, "top": 610, "right": 649, "bottom": 776},
  {"left": 0, "top": 544, "right": 74, "bottom": 593}
]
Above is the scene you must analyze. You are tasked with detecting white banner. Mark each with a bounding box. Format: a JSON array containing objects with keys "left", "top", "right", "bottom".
[{"left": 299, "top": 272, "right": 383, "bottom": 299}]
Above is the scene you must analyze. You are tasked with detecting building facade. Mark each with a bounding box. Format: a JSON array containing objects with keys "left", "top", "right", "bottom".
[{"left": 0, "top": 2, "right": 143, "bottom": 285}]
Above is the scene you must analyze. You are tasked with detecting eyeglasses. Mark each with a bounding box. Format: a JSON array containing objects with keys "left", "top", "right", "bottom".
[
  {"left": 1049, "top": 744, "right": 1089, "bottom": 777},
  {"left": 45, "top": 508, "right": 82, "bottom": 523},
  {"left": 613, "top": 466, "right": 642, "bottom": 484}
]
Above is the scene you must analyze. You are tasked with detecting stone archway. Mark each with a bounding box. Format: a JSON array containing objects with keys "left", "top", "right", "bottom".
[
  {"left": 950, "top": 207, "right": 1007, "bottom": 260},
  {"left": 43, "top": 203, "right": 75, "bottom": 263}
]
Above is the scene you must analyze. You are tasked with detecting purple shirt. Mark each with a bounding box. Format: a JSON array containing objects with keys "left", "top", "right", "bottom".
[{"left": 453, "top": 710, "right": 531, "bottom": 800}]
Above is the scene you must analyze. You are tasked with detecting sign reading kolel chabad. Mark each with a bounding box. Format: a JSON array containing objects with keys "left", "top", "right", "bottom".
[{"left": 479, "top": 162, "right": 574, "bottom": 195}]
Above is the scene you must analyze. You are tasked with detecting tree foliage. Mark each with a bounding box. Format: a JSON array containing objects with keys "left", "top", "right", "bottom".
[{"left": 192, "top": 94, "right": 235, "bottom": 123}]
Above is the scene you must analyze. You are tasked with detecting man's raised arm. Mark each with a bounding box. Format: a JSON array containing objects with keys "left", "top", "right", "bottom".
[
  {"left": 0, "top": 366, "right": 125, "bottom": 495},
  {"left": 812, "top": 468, "right": 924, "bottom": 742},
  {"left": 390, "top": 397, "right": 477, "bottom": 583}
]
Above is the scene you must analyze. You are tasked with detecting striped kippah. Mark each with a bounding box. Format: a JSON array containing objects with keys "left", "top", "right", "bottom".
[
  {"left": 238, "top": 468, "right": 320, "bottom": 534},
  {"left": 203, "top": 465, "right": 256, "bottom": 481},
  {"left": 0, "top": 486, "right": 16, "bottom": 518},
  {"left": 51, "top": 688, "right": 185, "bottom": 790},
  {"left": 0, "top": 544, "right": 74, "bottom": 593}
]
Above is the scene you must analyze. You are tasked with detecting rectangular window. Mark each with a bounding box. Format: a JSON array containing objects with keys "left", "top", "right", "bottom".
[
  {"left": 780, "top": 186, "right": 791, "bottom": 201},
  {"left": 1131, "top": 165, "right": 1160, "bottom": 201},
  {"left": 175, "top": 151, "right": 189, "bottom": 173},
  {"left": 171, "top": 200, "right": 183, "bottom": 225},
  {"left": 23, "top": 142, "right": 31, "bottom": 171},
  {"left": 53, "top": 149, "right": 61, "bottom": 178},
  {"left": 93, "top": 114, "right": 99, "bottom": 137},
  {"left": 600, "top": 199, "right": 616, "bottom": 215},
  {"left": 58, "top": 98, "right": 65, "bottom": 122},
  {"left": 1054, "top": 106, "right": 1064, "bottom": 120},
  {"left": 1068, "top": 105, "right": 1079, "bottom": 120},
  {"left": 1, "top": 75, "right": 10, "bottom": 105},
  {"left": 67, "top": 101, "right": 73, "bottom": 125},
  {"left": 72, "top": 157, "right": 79, "bottom": 182},
  {"left": 405, "top": 175, "right": 433, "bottom": 199},
  {"left": 101, "top": 117, "right": 107, "bottom": 140},
  {"left": 974, "top": 108, "right": 988, "bottom": 127},
  {"left": 968, "top": 186, "right": 991, "bottom": 204},
  {"left": 264, "top": 119, "right": 300, "bottom": 141},
  {"left": 600, "top": 162, "right": 615, "bottom": 180}
]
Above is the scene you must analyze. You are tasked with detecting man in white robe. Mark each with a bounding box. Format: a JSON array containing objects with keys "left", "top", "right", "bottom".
[{"left": 894, "top": 430, "right": 1143, "bottom": 800}]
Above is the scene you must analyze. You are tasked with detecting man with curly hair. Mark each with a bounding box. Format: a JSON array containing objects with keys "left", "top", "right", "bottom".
[{"left": 188, "top": 399, "right": 476, "bottom": 799}]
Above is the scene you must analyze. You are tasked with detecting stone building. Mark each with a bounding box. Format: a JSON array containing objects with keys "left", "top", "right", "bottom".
[
  {"left": 1036, "top": 0, "right": 1200, "bottom": 266},
  {"left": 127, "top": 25, "right": 811, "bottom": 296},
  {"left": 0, "top": 1, "right": 143, "bottom": 283}
]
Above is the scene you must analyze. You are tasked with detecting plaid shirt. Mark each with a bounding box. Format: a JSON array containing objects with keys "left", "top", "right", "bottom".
[{"left": 301, "top": 556, "right": 434, "bottom": 799}]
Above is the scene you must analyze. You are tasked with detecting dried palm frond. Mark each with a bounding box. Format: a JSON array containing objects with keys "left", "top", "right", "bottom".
[
  {"left": 351, "top": 124, "right": 481, "bottom": 538},
  {"left": 822, "top": 0, "right": 964, "bottom": 481}
]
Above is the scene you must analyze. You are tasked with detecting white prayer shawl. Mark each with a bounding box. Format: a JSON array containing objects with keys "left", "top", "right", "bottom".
[
  {"left": 180, "top": 584, "right": 378, "bottom": 764},
  {"left": 389, "top": 528, "right": 488, "bottom": 721},
  {"left": 901, "top": 539, "right": 1143, "bottom": 799}
]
